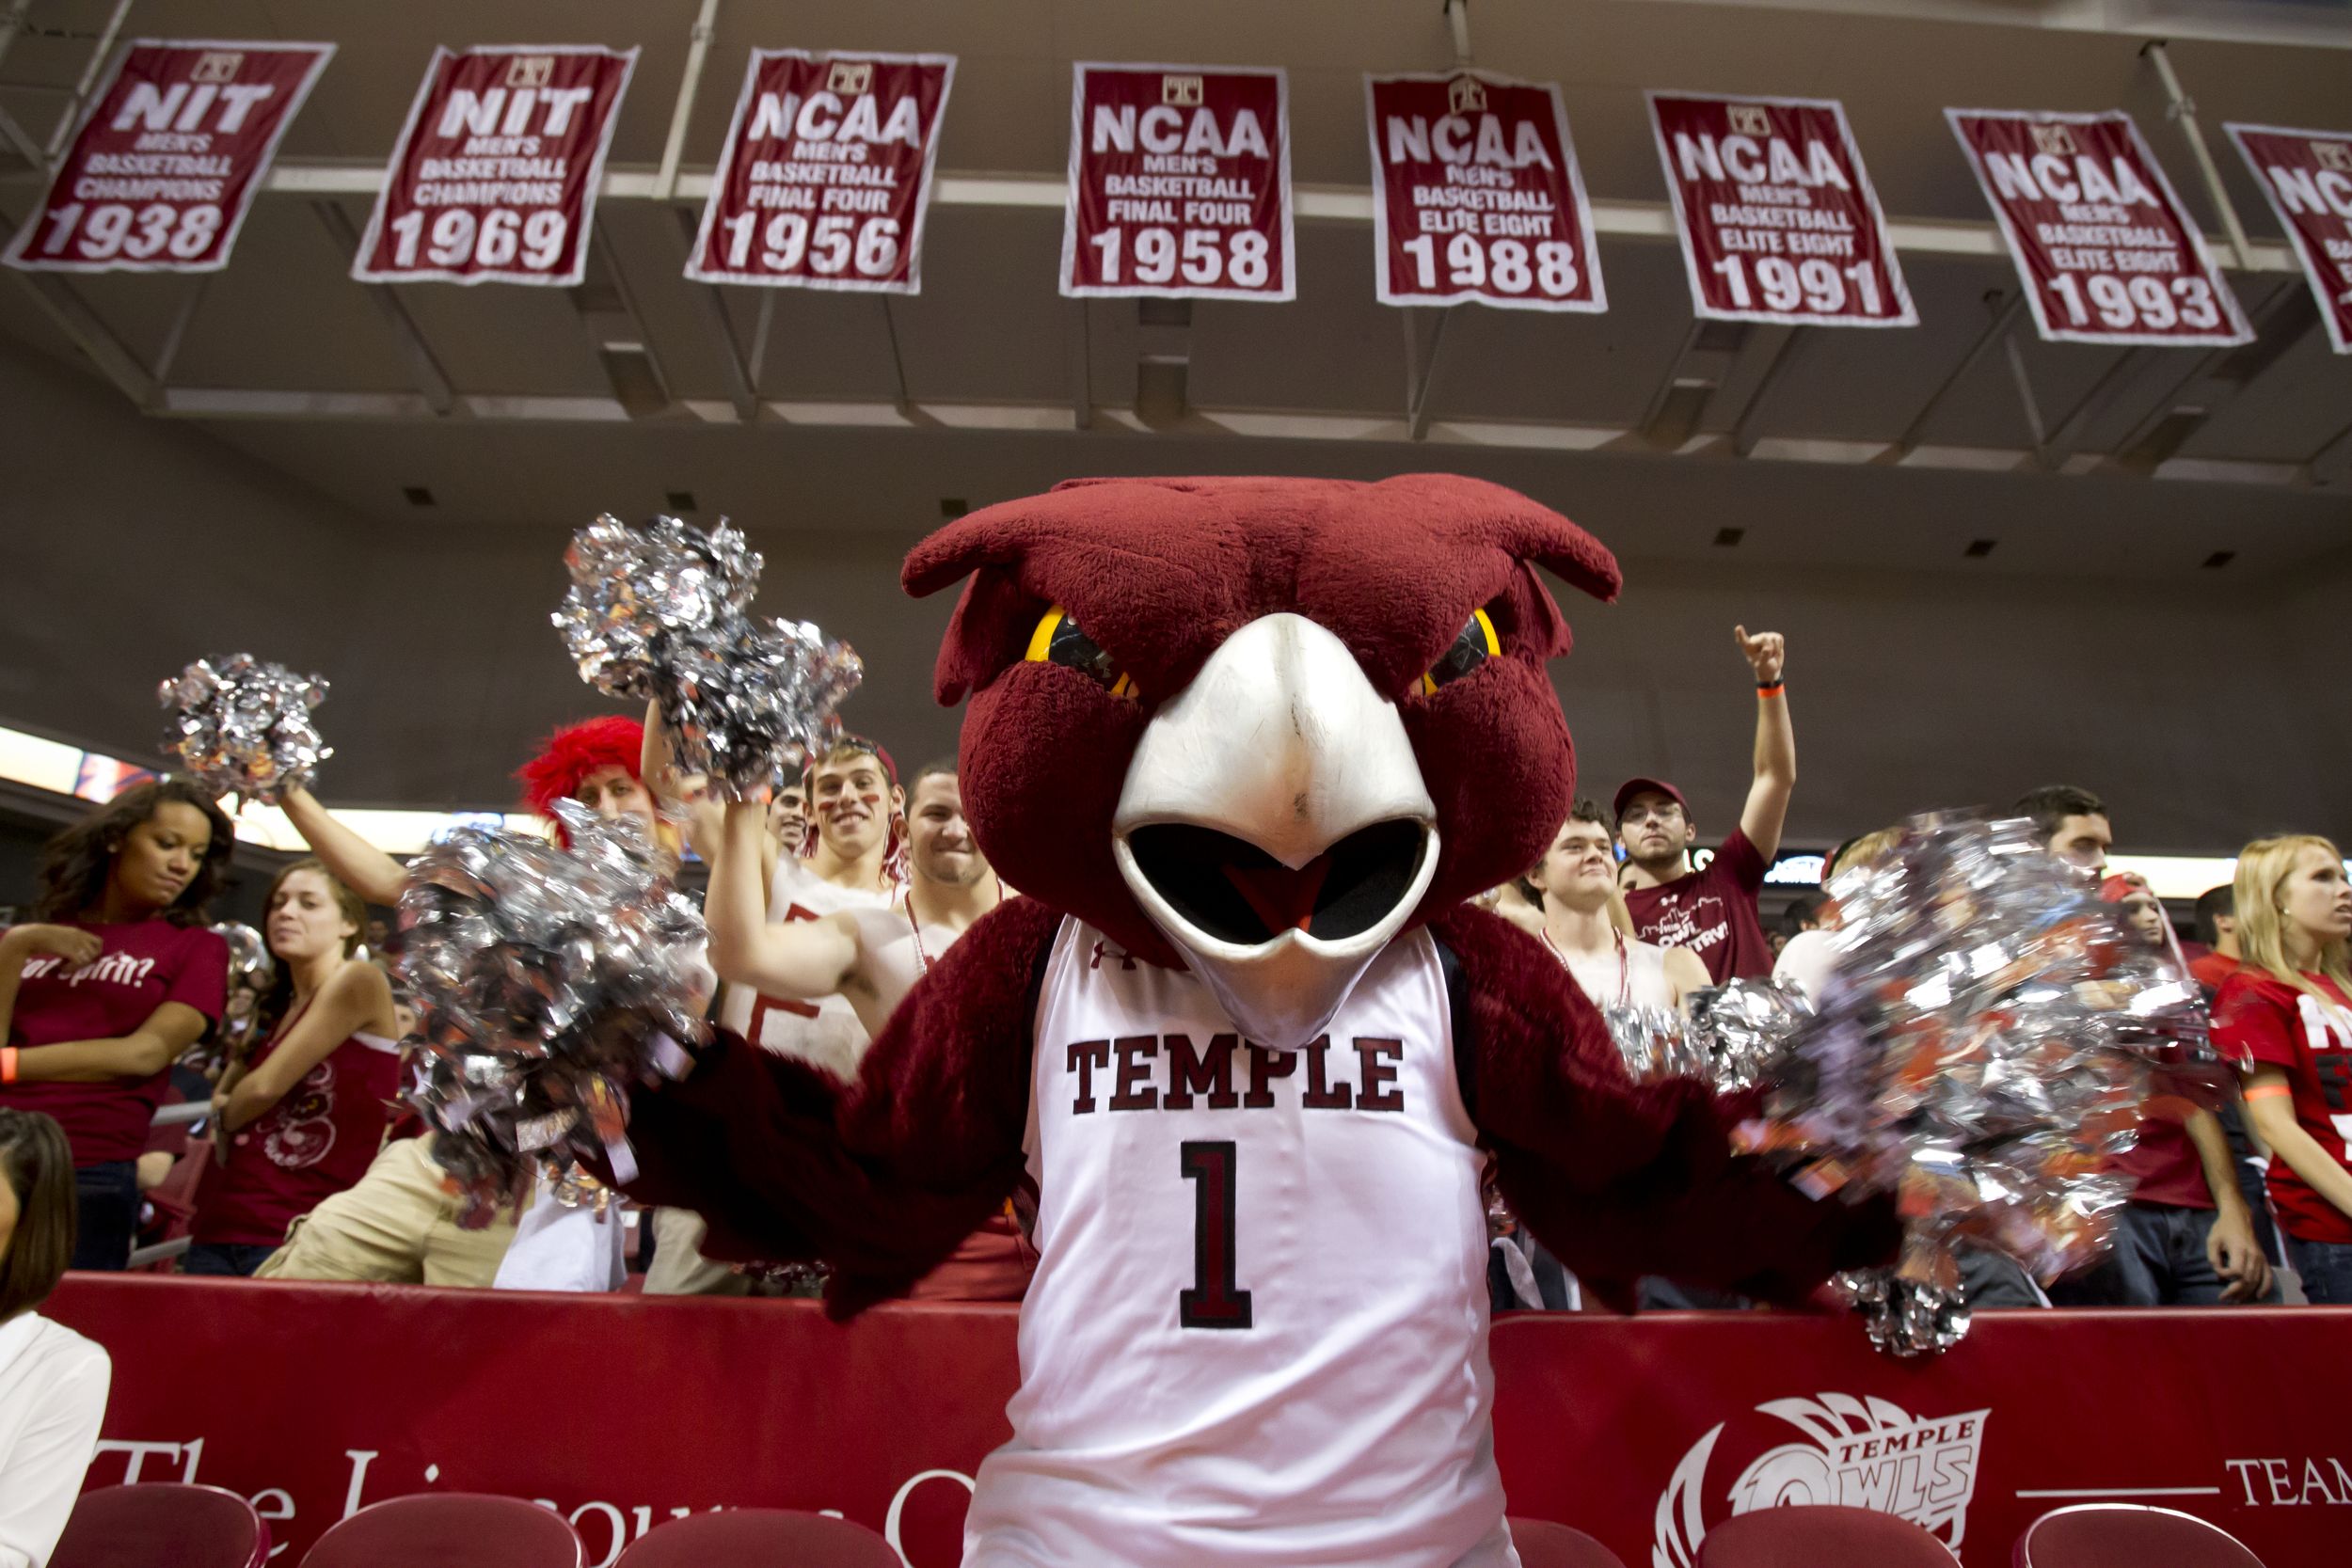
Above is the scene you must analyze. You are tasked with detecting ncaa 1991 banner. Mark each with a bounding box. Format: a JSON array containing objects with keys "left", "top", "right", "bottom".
[
  {"left": 1947, "top": 108, "right": 2251, "bottom": 348},
  {"left": 2224, "top": 123, "right": 2352, "bottom": 356},
  {"left": 1364, "top": 71, "right": 1605, "bottom": 312},
  {"left": 1060, "top": 62, "right": 1294, "bottom": 301},
  {"left": 352, "top": 44, "right": 638, "bottom": 287},
  {"left": 1646, "top": 90, "right": 1915, "bottom": 328},
  {"left": 684, "top": 50, "right": 956, "bottom": 293},
  {"left": 4, "top": 40, "right": 332, "bottom": 275}
]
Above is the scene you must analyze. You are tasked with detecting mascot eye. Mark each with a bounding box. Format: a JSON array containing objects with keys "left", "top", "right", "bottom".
[
  {"left": 1026, "top": 606, "right": 1137, "bottom": 699},
  {"left": 1419, "top": 608, "right": 1501, "bottom": 695}
]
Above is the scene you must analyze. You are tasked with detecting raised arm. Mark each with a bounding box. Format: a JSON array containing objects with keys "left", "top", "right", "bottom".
[
  {"left": 705, "top": 800, "right": 859, "bottom": 997},
  {"left": 220, "top": 963, "right": 391, "bottom": 1131},
  {"left": 10, "top": 1002, "right": 212, "bottom": 1083},
  {"left": 642, "top": 697, "right": 766, "bottom": 877},
  {"left": 1734, "top": 626, "right": 1794, "bottom": 863},
  {"left": 279, "top": 786, "right": 407, "bottom": 908}
]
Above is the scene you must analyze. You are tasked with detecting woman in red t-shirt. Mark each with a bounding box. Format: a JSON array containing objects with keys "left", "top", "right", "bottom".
[
  {"left": 0, "top": 781, "right": 233, "bottom": 1269},
  {"left": 2211, "top": 833, "right": 2352, "bottom": 1304},
  {"left": 186, "top": 860, "right": 399, "bottom": 1276}
]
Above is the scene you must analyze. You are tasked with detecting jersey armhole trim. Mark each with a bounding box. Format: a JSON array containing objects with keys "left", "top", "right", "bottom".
[{"left": 1433, "top": 931, "right": 1477, "bottom": 1122}]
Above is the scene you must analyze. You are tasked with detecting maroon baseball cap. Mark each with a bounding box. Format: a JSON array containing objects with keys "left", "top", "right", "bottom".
[{"left": 1613, "top": 777, "right": 1690, "bottom": 823}]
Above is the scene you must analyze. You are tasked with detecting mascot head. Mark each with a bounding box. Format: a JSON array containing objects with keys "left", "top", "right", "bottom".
[{"left": 904, "top": 474, "right": 1619, "bottom": 1048}]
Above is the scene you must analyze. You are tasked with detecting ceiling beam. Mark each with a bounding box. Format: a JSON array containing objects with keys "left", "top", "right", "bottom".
[
  {"left": 310, "top": 202, "right": 456, "bottom": 415},
  {"left": 1891, "top": 291, "right": 2024, "bottom": 455}
]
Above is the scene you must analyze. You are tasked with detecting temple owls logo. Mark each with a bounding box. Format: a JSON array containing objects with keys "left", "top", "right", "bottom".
[{"left": 1652, "top": 1393, "right": 1989, "bottom": 1567}]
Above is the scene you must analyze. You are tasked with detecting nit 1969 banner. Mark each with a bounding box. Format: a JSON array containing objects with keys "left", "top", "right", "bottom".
[
  {"left": 353, "top": 45, "right": 638, "bottom": 287},
  {"left": 1060, "top": 63, "right": 1294, "bottom": 301},
  {"left": 1947, "top": 108, "right": 2250, "bottom": 348},
  {"left": 1365, "top": 71, "right": 1604, "bottom": 312},
  {"left": 3, "top": 40, "right": 332, "bottom": 275},
  {"left": 2225, "top": 122, "right": 2352, "bottom": 356},
  {"left": 1647, "top": 91, "right": 1915, "bottom": 327},
  {"left": 685, "top": 50, "right": 955, "bottom": 293}
]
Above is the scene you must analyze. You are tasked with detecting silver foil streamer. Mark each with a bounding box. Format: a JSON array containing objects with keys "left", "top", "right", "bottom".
[
  {"left": 157, "top": 655, "right": 331, "bottom": 806},
  {"left": 397, "top": 802, "right": 708, "bottom": 1225},
  {"left": 551, "top": 514, "right": 763, "bottom": 699}
]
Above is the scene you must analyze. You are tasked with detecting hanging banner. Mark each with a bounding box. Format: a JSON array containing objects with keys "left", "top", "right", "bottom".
[
  {"left": 1060, "top": 62, "right": 1294, "bottom": 302},
  {"left": 4, "top": 40, "right": 333, "bottom": 275},
  {"left": 1364, "top": 71, "right": 1604, "bottom": 313},
  {"left": 684, "top": 50, "right": 955, "bottom": 293},
  {"left": 1947, "top": 109, "right": 2251, "bottom": 348},
  {"left": 352, "top": 44, "right": 638, "bottom": 287},
  {"left": 2224, "top": 122, "right": 2352, "bottom": 356},
  {"left": 1646, "top": 91, "right": 1915, "bottom": 328}
]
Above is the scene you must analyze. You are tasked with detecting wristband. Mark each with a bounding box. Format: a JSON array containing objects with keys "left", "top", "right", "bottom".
[
  {"left": 0, "top": 1047, "right": 16, "bottom": 1085},
  {"left": 2244, "top": 1083, "right": 2291, "bottom": 1101},
  {"left": 1756, "top": 680, "right": 1786, "bottom": 697}
]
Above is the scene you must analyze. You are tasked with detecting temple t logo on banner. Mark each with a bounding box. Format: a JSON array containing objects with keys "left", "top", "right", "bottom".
[
  {"left": 829, "top": 60, "right": 872, "bottom": 96},
  {"left": 1728, "top": 104, "right": 1770, "bottom": 137},
  {"left": 1164, "top": 75, "right": 1203, "bottom": 107},
  {"left": 192, "top": 52, "right": 241, "bottom": 84},
  {"left": 507, "top": 55, "right": 553, "bottom": 89},
  {"left": 2317, "top": 140, "right": 2352, "bottom": 175},
  {"left": 2030, "top": 122, "right": 2075, "bottom": 157},
  {"left": 1450, "top": 77, "right": 1486, "bottom": 115}
]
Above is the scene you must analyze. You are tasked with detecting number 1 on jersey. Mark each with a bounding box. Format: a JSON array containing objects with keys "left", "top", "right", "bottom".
[{"left": 1179, "top": 1140, "right": 1253, "bottom": 1330}]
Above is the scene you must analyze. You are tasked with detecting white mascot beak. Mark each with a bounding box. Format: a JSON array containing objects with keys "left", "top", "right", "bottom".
[{"left": 1112, "top": 612, "right": 1440, "bottom": 1051}]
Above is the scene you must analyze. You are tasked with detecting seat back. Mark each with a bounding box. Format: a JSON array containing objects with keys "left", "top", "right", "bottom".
[
  {"left": 299, "top": 1494, "right": 582, "bottom": 1568},
  {"left": 614, "top": 1509, "right": 901, "bottom": 1567},
  {"left": 50, "top": 1482, "right": 269, "bottom": 1568},
  {"left": 1694, "top": 1505, "right": 1958, "bottom": 1567},
  {"left": 1507, "top": 1515, "right": 1630, "bottom": 1568},
  {"left": 2014, "top": 1504, "right": 2265, "bottom": 1568}
]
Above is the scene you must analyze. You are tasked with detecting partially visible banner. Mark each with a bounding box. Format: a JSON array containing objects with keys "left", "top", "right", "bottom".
[
  {"left": 1060, "top": 62, "right": 1294, "bottom": 301},
  {"left": 1364, "top": 71, "right": 1604, "bottom": 312},
  {"left": 2224, "top": 122, "right": 2352, "bottom": 356},
  {"left": 1646, "top": 91, "right": 1915, "bottom": 327},
  {"left": 1947, "top": 108, "right": 2251, "bottom": 347},
  {"left": 4, "top": 40, "right": 332, "bottom": 274},
  {"left": 685, "top": 50, "right": 956, "bottom": 293},
  {"left": 353, "top": 45, "right": 638, "bottom": 287}
]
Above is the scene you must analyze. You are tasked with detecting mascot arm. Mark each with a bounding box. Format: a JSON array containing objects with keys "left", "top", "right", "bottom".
[
  {"left": 1430, "top": 906, "right": 1899, "bottom": 1310},
  {"left": 617, "top": 895, "right": 1061, "bottom": 1317}
]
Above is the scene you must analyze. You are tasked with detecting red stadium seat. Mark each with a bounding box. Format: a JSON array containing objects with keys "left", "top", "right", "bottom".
[
  {"left": 1693, "top": 1505, "right": 1958, "bottom": 1566},
  {"left": 1508, "top": 1515, "right": 1629, "bottom": 1568},
  {"left": 50, "top": 1482, "right": 270, "bottom": 1568},
  {"left": 614, "top": 1509, "right": 900, "bottom": 1566},
  {"left": 2013, "top": 1504, "right": 2265, "bottom": 1568},
  {"left": 299, "top": 1494, "right": 582, "bottom": 1567}
]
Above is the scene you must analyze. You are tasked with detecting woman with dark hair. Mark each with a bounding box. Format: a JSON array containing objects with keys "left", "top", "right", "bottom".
[
  {"left": 185, "top": 860, "right": 399, "bottom": 1276},
  {"left": 1, "top": 781, "right": 232, "bottom": 1269},
  {"left": 0, "top": 1108, "right": 113, "bottom": 1568}
]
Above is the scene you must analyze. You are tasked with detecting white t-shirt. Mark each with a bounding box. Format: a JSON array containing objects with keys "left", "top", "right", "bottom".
[
  {"left": 0, "top": 1311, "right": 111, "bottom": 1568},
  {"left": 961, "top": 919, "right": 1514, "bottom": 1568},
  {"left": 716, "top": 858, "right": 896, "bottom": 1081}
]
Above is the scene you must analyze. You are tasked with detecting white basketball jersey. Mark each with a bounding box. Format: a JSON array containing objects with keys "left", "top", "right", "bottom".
[
  {"left": 962, "top": 919, "right": 1518, "bottom": 1568},
  {"left": 715, "top": 858, "right": 894, "bottom": 1081}
]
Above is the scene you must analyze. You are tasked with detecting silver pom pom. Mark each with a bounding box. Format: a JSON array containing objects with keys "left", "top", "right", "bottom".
[
  {"left": 157, "top": 654, "right": 331, "bottom": 805},
  {"left": 551, "top": 515, "right": 763, "bottom": 700}
]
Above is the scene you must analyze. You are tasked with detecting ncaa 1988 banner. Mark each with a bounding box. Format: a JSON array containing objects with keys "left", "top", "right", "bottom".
[
  {"left": 1060, "top": 63, "right": 1294, "bottom": 301},
  {"left": 2225, "top": 122, "right": 2352, "bottom": 356},
  {"left": 684, "top": 49, "right": 956, "bottom": 293},
  {"left": 4, "top": 40, "right": 332, "bottom": 274},
  {"left": 1647, "top": 91, "right": 1915, "bottom": 328},
  {"left": 352, "top": 44, "right": 638, "bottom": 287},
  {"left": 1364, "top": 71, "right": 1604, "bottom": 312}
]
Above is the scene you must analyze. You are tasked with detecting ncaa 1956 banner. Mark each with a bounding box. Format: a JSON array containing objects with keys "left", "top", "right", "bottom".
[
  {"left": 685, "top": 50, "right": 956, "bottom": 293},
  {"left": 2225, "top": 122, "right": 2352, "bottom": 356},
  {"left": 4, "top": 40, "right": 332, "bottom": 275},
  {"left": 1060, "top": 62, "right": 1295, "bottom": 302},
  {"left": 352, "top": 44, "right": 638, "bottom": 288}
]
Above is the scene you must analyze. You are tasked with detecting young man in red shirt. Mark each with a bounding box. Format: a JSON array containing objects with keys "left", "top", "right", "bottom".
[{"left": 1615, "top": 626, "right": 1793, "bottom": 984}]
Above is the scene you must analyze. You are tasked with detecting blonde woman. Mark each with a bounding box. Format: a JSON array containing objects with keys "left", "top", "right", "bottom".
[{"left": 2212, "top": 835, "right": 2352, "bottom": 1304}]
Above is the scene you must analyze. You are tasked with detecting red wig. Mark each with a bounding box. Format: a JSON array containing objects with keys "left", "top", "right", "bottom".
[{"left": 516, "top": 716, "right": 645, "bottom": 838}]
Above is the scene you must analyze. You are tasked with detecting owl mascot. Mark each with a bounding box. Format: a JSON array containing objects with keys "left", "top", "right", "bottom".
[{"left": 616, "top": 474, "right": 1896, "bottom": 1567}]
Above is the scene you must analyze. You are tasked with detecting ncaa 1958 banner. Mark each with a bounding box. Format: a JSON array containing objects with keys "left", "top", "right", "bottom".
[
  {"left": 2225, "top": 122, "right": 2352, "bottom": 356},
  {"left": 352, "top": 44, "right": 638, "bottom": 287},
  {"left": 685, "top": 50, "right": 956, "bottom": 293},
  {"left": 4, "top": 40, "right": 332, "bottom": 275},
  {"left": 1364, "top": 71, "right": 1604, "bottom": 313},
  {"left": 1947, "top": 108, "right": 2251, "bottom": 348},
  {"left": 1647, "top": 91, "right": 1915, "bottom": 328},
  {"left": 1060, "top": 63, "right": 1295, "bottom": 301}
]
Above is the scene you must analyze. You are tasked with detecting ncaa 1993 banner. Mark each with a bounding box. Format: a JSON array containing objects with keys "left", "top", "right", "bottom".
[
  {"left": 4, "top": 40, "right": 332, "bottom": 275},
  {"left": 2224, "top": 122, "right": 2352, "bottom": 356},
  {"left": 1060, "top": 62, "right": 1295, "bottom": 302},
  {"left": 684, "top": 50, "right": 956, "bottom": 293},
  {"left": 352, "top": 44, "right": 638, "bottom": 287},
  {"left": 1364, "top": 71, "right": 1605, "bottom": 313}
]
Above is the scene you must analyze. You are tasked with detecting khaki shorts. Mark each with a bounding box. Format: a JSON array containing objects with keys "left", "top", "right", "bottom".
[{"left": 255, "top": 1134, "right": 523, "bottom": 1290}]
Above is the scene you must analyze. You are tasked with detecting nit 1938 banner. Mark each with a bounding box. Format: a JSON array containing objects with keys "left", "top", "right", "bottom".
[
  {"left": 1947, "top": 109, "right": 2250, "bottom": 348},
  {"left": 2225, "top": 122, "right": 2352, "bottom": 356},
  {"left": 685, "top": 50, "right": 955, "bottom": 293},
  {"left": 1060, "top": 63, "right": 1294, "bottom": 301},
  {"left": 1647, "top": 91, "right": 1915, "bottom": 327},
  {"left": 3, "top": 40, "right": 332, "bottom": 274},
  {"left": 353, "top": 45, "right": 638, "bottom": 287},
  {"left": 1365, "top": 71, "right": 1603, "bottom": 312}
]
